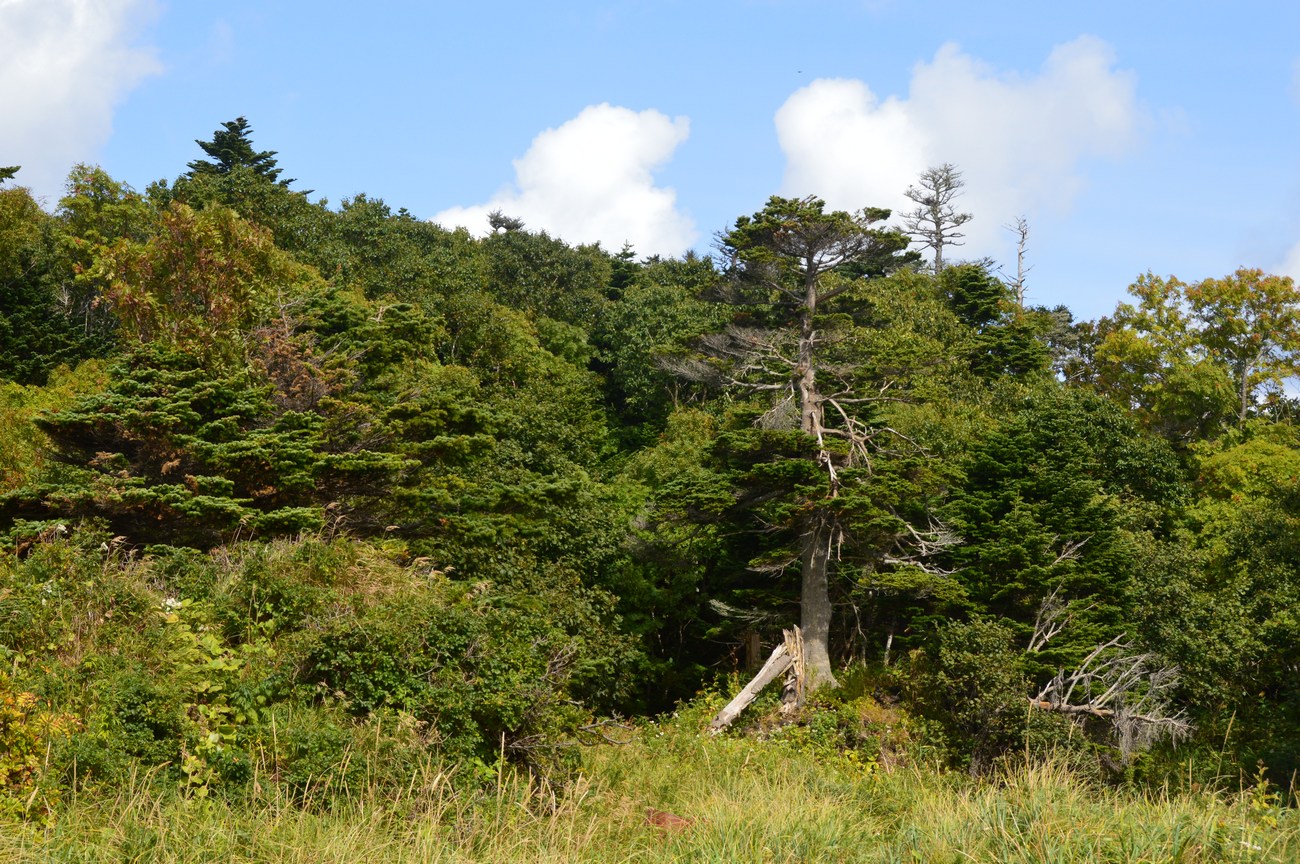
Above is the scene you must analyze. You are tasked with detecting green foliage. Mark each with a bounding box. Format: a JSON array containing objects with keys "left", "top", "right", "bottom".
[
  {"left": 593, "top": 255, "right": 726, "bottom": 434},
  {"left": 293, "top": 570, "right": 635, "bottom": 768},
  {"left": 0, "top": 529, "right": 636, "bottom": 810},
  {"left": 186, "top": 117, "right": 293, "bottom": 187},
  {"left": 1085, "top": 269, "right": 1300, "bottom": 440},
  {"left": 942, "top": 387, "right": 1184, "bottom": 673},
  {"left": 939, "top": 263, "right": 1052, "bottom": 379},
  {"left": 0, "top": 186, "right": 112, "bottom": 383},
  {"left": 88, "top": 202, "right": 318, "bottom": 360},
  {"left": 160, "top": 165, "right": 332, "bottom": 260},
  {"left": 2, "top": 349, "right": 404, "bottom": 547},
  {"left": 1136, "top": 421, "right": 1300, "bottom": 783},
  {"left": 722, "top": 195, "right": 912, "bottom": 296},
  {"left": 9, "top": 132, "right": 1300, "bottom": 814},
  {"left": 324, "top": 194, "right": 485, "bottom": 306},
  {"left": 908, "top": 618, "right": 1031, "bottom": 773},
  {"left": 0, "top": 362, "right": 107, "bottom": 493},
  {"left": 481, "top": 227, "right": 611, "bottom": 330}
]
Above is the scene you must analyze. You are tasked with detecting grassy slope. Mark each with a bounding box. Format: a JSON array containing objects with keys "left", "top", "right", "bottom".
[{"left": 7, "top": 718, "right": 1297, "bottom": 864}]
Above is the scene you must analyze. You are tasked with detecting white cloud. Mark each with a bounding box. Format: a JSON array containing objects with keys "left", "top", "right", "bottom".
[
  {"left": 434, "top": 104, "right": 696, "bottom": 256},
  {"left": 1281, "top": 242, "right": 1300, "bottom": 282},
  {"left": 775, "top": 36, "right": 1144, "bottom": 253},
  {"left": 0, "top": 0, "right": 161, "bottom": 202}
]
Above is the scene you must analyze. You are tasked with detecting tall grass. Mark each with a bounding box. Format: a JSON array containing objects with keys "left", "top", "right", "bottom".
[{"left": 5, "top": 720, "right": 1296, "bottom": 863}]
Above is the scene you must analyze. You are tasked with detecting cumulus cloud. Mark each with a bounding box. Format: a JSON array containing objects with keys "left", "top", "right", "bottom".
[
  {"left": 1282, "top": 242, "right": 1300, "bottom": 282},
  {"left": 776, "top": 36, "right": 1144, "bottom": 252},
  {"left": 0, "top": 0, "right": 161, "bottom": 201},
  {"left": 434, "top": 104, "right": 696, "bottom": 256}
]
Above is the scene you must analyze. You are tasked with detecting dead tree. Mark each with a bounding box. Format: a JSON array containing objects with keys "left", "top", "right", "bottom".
[
  {"left": 1027, "top": 592, "right": 1191, "bottom": 761},
  {"left": 902, "top": 164, "right": 972, "bottom": 272},
  {"left": 710, "top": 627, "right": 807, "bottom": 732},
  {"left": 1005, "top": 217, "right": 1031, "bottom": 309}
]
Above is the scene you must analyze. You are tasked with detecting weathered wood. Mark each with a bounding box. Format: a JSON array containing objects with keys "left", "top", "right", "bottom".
[
  {"left": 779, "top": 626, "right": 806, "bottom": 716},
  {"left": 710, "top": 627, "right": 806, "bottom": 732}
]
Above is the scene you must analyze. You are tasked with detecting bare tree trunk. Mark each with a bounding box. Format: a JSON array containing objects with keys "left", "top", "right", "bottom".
[
  {"left": 1237, "top": 360, "right": 1252, "bottom": 426},
  {"left": 709, "top": 642, "right": 792, "bottom": 732},
  {"left": 1009, "top": 217, "right": 1029, "bottom": 309},
  {"left": 800, "top": 514, "right": 839, "bottom": 689},
  {"left": 795, "top": 270, "right": 839, "bottom": 691}
]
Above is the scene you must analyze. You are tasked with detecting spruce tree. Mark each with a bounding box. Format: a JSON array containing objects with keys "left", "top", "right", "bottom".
[{"left": 187, "top": 117, "right": 294, "bottom": 186}]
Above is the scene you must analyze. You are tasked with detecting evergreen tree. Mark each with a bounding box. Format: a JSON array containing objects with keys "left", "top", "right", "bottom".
[
  {"left": 187, "top": 117, "right": 294, "bottom": 187},
  {"left": 674, "top": 196, "right": 945, "bottom": 688}
]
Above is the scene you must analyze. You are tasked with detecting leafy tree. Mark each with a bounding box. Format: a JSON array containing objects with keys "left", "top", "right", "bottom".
[
  {"left": 0, "top": 166, "right": 18, "bottom": 184},
  {"left": 88, "top": 202, "right": 317, "bottom": 362},
  {"left": 160, "top": 165, "right": 333, "bottom": 260},
  {"left": 593, "top": 255, "right": 726, "bottom": 437},
  {"left": 0, "top": 187, "right": 101, "bottom": 383},
  {"left": 326, "top": 194, "right": 485, "bottom": 307},
  {"left": 1187, "top": 269, "right": 1300, "bottom": 425},
  {"left": 910, "top": 618, "right": 1031, "bottom": 774},
  {"left": 1136, "top": 422, "right": 1300, "bottom": 780},
  {"left": 187, "top": 117, "right": 294, "bottom": 187},
  {"left": 1085, "top": 270, "right": 1300, "bottom": 441},
  {"left": 481, "top": 227, "right": 611, "bottom": 331},
  {"left": 57, "top": 165, "right": 161, "bottom": 348},
  {"left": 902, "top": 163, "right": 972, "bottom": 272}
]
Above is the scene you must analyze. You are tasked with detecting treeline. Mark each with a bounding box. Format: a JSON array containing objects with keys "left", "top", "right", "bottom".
[{"left": 1, "top": 120, "right": 1298, "bottom": 817}]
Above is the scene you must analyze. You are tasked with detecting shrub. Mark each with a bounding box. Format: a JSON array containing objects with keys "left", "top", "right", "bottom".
[
  {"left": 908, "top": 618, "right": 1031, "bottom": 774},
  {"left": 0, "top": 674, "right": 79, "bottom": 823}
]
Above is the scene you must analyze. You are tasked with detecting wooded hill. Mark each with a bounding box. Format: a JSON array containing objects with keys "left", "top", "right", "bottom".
[{"left": 2, "top": 120, "right": 1298, "bottom": 818}]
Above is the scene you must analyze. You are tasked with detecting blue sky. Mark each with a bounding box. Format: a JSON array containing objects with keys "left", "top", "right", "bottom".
[{"left": 4, "top": 1, "right": 1299, "bottom": 321}]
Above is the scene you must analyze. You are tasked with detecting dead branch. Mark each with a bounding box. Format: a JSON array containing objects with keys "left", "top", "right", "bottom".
[
  {"left": 576, "top": 719, "right": 636, "bottom": 746},
  {"left": 1028, "top": 585, "right": 1067, "bottom": 654},
  {"left": 882, "top": 521, "right": 961, "bottom": 574},
  {"left": 1031, "top": 634, "right": 1191, "bottom": 761}
]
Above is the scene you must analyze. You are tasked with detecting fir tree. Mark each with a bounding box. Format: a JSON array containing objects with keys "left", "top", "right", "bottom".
[{"left": 187, "top": 117, "right": 294, "bottom": 187}]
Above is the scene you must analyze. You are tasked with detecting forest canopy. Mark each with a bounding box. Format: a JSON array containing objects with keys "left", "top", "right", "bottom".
[{"left": 2, "top": 119, "right": 1299, "bottom": 820}]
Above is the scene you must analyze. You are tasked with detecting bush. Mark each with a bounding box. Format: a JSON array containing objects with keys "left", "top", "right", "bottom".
[
  {"left": 0, "top": 674, "right": 78, "bottom": 823},
  {"left": 908, "top": 618, "right": 1031, "bottom": 774},
  {"left": 292, "top": 576, "right": 624, "bottom": 772}
]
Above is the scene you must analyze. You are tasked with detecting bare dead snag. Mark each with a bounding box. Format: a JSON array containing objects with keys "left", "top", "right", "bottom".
[
  {"left": 1029, "top": 620, "right": 1191, "bottom": 761},
  {"left": 710, "top": 627, "right": 806, "bottom": 732}
]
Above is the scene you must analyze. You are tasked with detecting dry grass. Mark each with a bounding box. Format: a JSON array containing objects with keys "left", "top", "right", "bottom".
[{"left": 5, "top": 720, "right": 1297, "bottom": 863}]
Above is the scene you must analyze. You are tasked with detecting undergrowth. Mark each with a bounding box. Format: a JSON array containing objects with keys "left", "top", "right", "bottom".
[{"left": 3, "top": 707, "right": 1297, "bottom": 863}]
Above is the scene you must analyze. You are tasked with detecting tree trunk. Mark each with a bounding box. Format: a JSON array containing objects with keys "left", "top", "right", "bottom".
[
  {"left": 800, "top": 513, "right": 839, "bottom": 689},
  {"left": 709, "top": 640, "right": 792, "bottom": 732},
  {"left": 795, "top": 271, "right": 838, "bottom": 691},
  {"left": 1237, "top": 359, "right": 1251, "bottom": 426}
]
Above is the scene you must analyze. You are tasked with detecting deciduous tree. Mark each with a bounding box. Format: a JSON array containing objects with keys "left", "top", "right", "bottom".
[{"left": 1087, "top": 269, "right": 1300, "bottom": 439}]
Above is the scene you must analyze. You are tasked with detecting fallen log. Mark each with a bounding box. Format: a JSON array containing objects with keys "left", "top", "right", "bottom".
[{"left": 709, "top": 627, "right": 805, "bottom": 733}]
